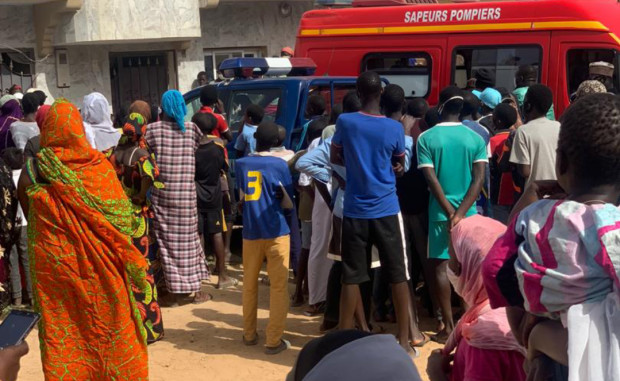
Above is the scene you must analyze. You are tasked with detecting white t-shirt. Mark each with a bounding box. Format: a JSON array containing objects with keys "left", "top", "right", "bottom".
[
  {"left": 10, "top": 121, "right": 39, "bottom": 150},
  {"left": 509, "top": 117, "right": 561, "bottom": 186},
  {"left": 12, "top": 169, "right": 26, "bottom": 226}
]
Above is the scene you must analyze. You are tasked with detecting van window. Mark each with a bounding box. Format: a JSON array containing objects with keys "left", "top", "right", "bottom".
[
  {"left": 362, "top": 52, "right": 431, "bottom": 98},
  {"left": 308, "top": 83, "right": 356, "bottom": 116},
  {"left": 453, "top": 46, "right": 541, "bottom": 92},
  {"left": 228, "top": 88, "right": 282, "bottom": 132},
  {"left": 566, "top": 49, "right": 619, "bottom": 96}
]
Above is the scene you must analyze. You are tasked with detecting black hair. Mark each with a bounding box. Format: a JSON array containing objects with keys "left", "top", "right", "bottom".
[
  {"left": 21, "top": 93, "right": 39, "bottom": 115},
  {"left": 439, "top": 86, "right": 464, "bottom": 115},
  {"left": 276, "top": 125, "right": 287, "bottom": 147},
  {"left": 474, "top": 68, "right": 496, "bottom": 89},
  {"left": 342, "top": 91, "right": 362, "bottom": 113},
  {"left": 255, "top": 121, "right": 280, "bottom": 149},
  {"left": 590, "top": 74, "right": 615, "bottom": 92},
  {"left": 197, "top": 71, "right": 207, "bottom": 78},
  {"left": 200, "top": 85, "right": 218, "bottom": 106},
  {"left": 380, "top": 84, "right": 405, "bottom": 117},
  {"left": 306, "top": 94, "right": 326, "bottom": 117},
  {"left": 492, "top": 103, "right": 518, "bottom": 130},
  {"left": 496, "top": 87, "right": 510, "bottom": 99},
  {"left": 329, "top": 104, "right": 343, "bottom": 125},
  {"left": 33, "top": 90, "right": 46, "bottom": 106},
  {"left": 524, "top": 84, "right": 553, "bottom": 115},
  {"left": 406, "top": 97, "right": 429, "bottom": 118},
  {"left": 114, "top": 105, "right": 128, "bottom": 128},
  {"left": 558, "top": 93, "right": 620, "bottom": 186},
  {"left": 424, "top": 107, "right": 441, "bottom": 129},
  {"left": 460, "top": 91, "right": 481, "bottom": 120},
  {"left": 245, "top": 104, "right": 265, "bottom": 125},
  {"left": 150, "top": 104, "right": 160, "bottom": 123},
  {"left": 356, "top": 71, "right": 382, "bottom": 100},
  {"left": 516, "top": 65, "right": 537, "bottom": 83},
  {"left": 308, "top": 116, "right": 328, "bottom": 142},
  {"left": 192, "top": 112, "right": 218, "bottom": 135},
  {"left": 1, "top": 148, "right": 23, "bottom": 170}
]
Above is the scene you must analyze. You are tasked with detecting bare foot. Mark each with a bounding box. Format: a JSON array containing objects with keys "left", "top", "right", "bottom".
[{"left": 192, "top": 291, "right": 214, "bottom": 304}]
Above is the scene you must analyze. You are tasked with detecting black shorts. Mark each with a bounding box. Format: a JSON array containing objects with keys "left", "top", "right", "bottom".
[
  {"left": 199, "top": 209, "right": 225, "bottom": 235},
  {"left": 341, "top": 213, "right": 409, "bottom": 285}
]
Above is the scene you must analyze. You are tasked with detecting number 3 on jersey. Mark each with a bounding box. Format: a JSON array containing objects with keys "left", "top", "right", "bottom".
[{"left": 245, "top": 171, "right": 262, "bottom": 201}]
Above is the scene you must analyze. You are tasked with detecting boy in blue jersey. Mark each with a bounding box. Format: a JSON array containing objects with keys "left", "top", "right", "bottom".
[
  {"left": 331, "top": 71, "right": 412, "bottom": 354},
  {"left": 234, "top": 104, "right": 264, "bottom": 158},
  {"left": 236, "top": 121, "right": 294, "bottom": 355},
  {"left": 417, "top": 86, "right": 487, "bottom": 342}
]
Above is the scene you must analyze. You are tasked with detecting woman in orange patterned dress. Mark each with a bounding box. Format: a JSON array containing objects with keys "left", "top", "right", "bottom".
[{"left": 17, "top": 99, "right": 149, "bottom": 380}]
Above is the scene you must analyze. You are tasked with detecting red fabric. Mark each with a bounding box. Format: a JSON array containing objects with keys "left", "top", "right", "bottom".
[
  {"left": 451, "top": 340, "right": 526, "bottom": 381},
  {"left": 490, "top": 131, "right": 514, "bottom": 206},
  {"left": 199, "top": 106, "right": 229, "bottom": 138}
]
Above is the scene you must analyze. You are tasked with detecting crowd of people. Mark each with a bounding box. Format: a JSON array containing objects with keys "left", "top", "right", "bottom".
[{"left": 0, "top": 56, "right": 618, "bottom": 381}]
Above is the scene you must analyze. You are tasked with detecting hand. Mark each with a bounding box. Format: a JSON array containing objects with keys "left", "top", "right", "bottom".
[
  {"left": 215, "top": 99, "right": 225, "bottom": 114},
  {"left": 426, "top": 349, "right": 452, "bottom": 381},
  {"left": 131, "top": 195, "right": 146, "bottom": 206},
  {"left": 532, "top": 180, "right": 567, "bottom": 200},
  {"left": 400, "top": 115, "right": 414, "bottom": 137},
  {"left": 448, "top": 212, "right": 464, "bottom": 232},
  {"left": 0, "top": 342, "right": 29, "bottom": 381},
  {"left": 393, "top": 162, "right": 404, "bottom": 177}
]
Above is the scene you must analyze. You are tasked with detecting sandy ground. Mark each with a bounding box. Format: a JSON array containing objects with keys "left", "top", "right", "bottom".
[{"left": 18, "top": 263, "right": 442, "bottom": 381}]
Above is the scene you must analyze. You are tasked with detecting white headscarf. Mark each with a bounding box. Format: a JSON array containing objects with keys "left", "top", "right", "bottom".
[{"left": 81, "top": 92, "right": 120, "bottom": 152}]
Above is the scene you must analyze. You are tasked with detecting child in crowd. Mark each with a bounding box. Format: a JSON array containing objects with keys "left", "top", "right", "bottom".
[
  {"left": 234, "top": 104, "right": 264, "bottom": 158},
  {"left": 2, "top": 148, "right": 31, "bottom": 307},
  {"left": 483, "top": 93, "right": 620, "bottom": 380},
  {"left": 489, "top": 104, "right": 518, "bottom": 223},
  {"left": 236, "top": 121, "right": 294, "bottom": 355},
  {"left": 192, "top": 112, "right": 234, "bottom": 289}
]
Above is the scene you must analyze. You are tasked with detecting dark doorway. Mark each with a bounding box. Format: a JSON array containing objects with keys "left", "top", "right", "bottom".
[{"left": 109, "top": 52, "right": 171, "bottom": 116}]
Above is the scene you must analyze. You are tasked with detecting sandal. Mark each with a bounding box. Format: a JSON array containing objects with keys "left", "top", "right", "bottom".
[
  {"left": 192, "top": 291, "right": 214, "bottom": 304},
  {"left": 216, "top": 278, "right": 239, "bottom": 289},
  {"left": 410, "top": 332, "right": 431, "bottom": 348},
  {"left": 303, "top": 301, "right": 326, "bottom": 317},
  {"left": 243, "top": 333, "right": 259, "bottom": 346},
  {"left": 430, "top": 330, "right": 451, "bottom": 344},
  {"left": 265, "top": 339, "right": 291, "bottom": 355}
]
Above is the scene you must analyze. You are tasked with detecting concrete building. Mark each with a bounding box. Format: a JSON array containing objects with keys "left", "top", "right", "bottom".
[{"left": 0, "top": 0, "right": 315, "bottom": 113}]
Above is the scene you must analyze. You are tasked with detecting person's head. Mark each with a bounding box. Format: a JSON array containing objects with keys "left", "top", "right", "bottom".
[
  {"left": 197, "top": 71, "right": 208, "bottom": 87},
  {"left": 448, "top": 215, "right": 506, "bottom": 306},
  {"left": 161, "top": 90, "right": 188, "bottom": 131},
  {"left": 496, "top": 87, "right": 510, "bottom": 99},
  {"left": 0, "top": 99, "right": 22, "bottom": 118},
  {"left": 281, "top": 47, "right": 294, "bottom": 58},
  {"left": 200, "top": 85, "right": 219, "bottom": 107},
  {"left": 21, "top": 93, "right": 39, "bottom": 116},
  {"left": 287, "top": 330, "right": 422, "bottom": 381},
  {"left": 492, "top": 103, "right": 518, "bottom": 130},
  {"left": 128, "top": 100, "right": 152, "bottom": 124},
  {"left": 1, "top": 147, "right": 24, "bottom": 170},
  {"left": 342, "top": 90, "right": 362, "bottom": 113},
  {"left": 438, "top": 86, "right": 464, "bottom": 121},
  {"left": 40, "top": 98, "right": 92, "bottom": 153},
  {"left": 276, "top": 125, "right": 287, "bottom": 147},
  {"left": 556, "top": 93, "right": 620, "bottom": 194},
  {"left": 122, "top": 113, "right": 149, "bottom": 147},
  {"left": 192, "top": 112, "right": 218, "bottom": 136},
  {"left": 356, "top": 71, "right": 383, "bottom": 107},
  {"left": 244, "top": 104, "right": 264, "bottom": 126},
  {"left": 423, "top": 106, "right": 440, "bottom": 130},
  {"left": 254, "top": 121, "right": 280, "bottom": 151},
  {"left": 460, "top": 91, "right": 481, "bottom": 121},
  {"left": 406, "top": 97, "right": 429, "bottom": 119},
  {"left": 479, "top": 87, "right": 501, "bottom": 115},
  {"left": 308, "top": 117, "right": 328, "bottom": 143},
  {"left": 515, "top": 65, "right": 538, "bottom": 88},
  {"left": 474, "top": 68, "right": 495, "bottom": 90},
  {"left": 522, "top": 84, "right": 553, "bottom": 122},
  {"left": 150, "top": 104, "right": 161, "bottom": 123},
  {"left": 588, "top": 61, "right": 614, "bottom": 91},
  {"left": 8, "top": 84, "right": 22, "bottom": 95},
  {"left": 33, "top": 90, "right": 47, "bottom": 106},
  {"left": 380, "top": 84, "right": 405, "bottom": 118},
  {"left": 574, "top": 80, "right": 607, "bottom": 101},
  {"left": 305, "top": 94, "right": 326, "bottom": 118},
  {"left": 82, "top": 92, "right": 113, "bottom": 126},
  {"left": 113, "top": 105, "right": 128, "bottom": 128},
  {"left": 329, "top": 104, "right": 343, "bottom": 125}
]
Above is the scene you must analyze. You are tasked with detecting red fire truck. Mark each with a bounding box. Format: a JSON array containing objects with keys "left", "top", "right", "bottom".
[{"left": 295, "top": 0, "right": 620, "bottom": 115}]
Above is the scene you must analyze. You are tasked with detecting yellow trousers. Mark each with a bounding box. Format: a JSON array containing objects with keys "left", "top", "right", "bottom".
[{"left": 242, "top": 235, "right": 290, "bottom": 347}]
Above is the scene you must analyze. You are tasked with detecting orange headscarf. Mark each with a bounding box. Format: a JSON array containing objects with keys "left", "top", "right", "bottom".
[{"left": 28, "top": 98, "right": 149, "bottom": 380}]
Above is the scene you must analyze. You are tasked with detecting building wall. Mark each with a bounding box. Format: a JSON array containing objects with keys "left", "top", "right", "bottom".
[
  {"left": 54, "top": 0, "right": 201, "bottom": 45},
  {"left": 200, "top": 1, "right": 314, "bottom": 57}
]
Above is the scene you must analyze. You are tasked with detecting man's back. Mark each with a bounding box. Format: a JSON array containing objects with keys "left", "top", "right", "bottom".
[
  {"left": 236, "top": 155, "right": 293, "bottom": 240},
  {"left": 510, "top": 117, "right": 561, "bottom": 185},
  {"left": 332, "top": 112, "right": 405, "bottom": 219},
  {"left": 417, "top": 123, "right": 487, "bottom": 221},
  {"left": 195, "top": 137, "right": 227, "bottom": 210}
]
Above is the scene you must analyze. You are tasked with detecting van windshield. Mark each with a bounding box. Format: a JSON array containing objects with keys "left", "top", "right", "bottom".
[{"left": 566, "top": 49, "right": 619, "bottom": 96}]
